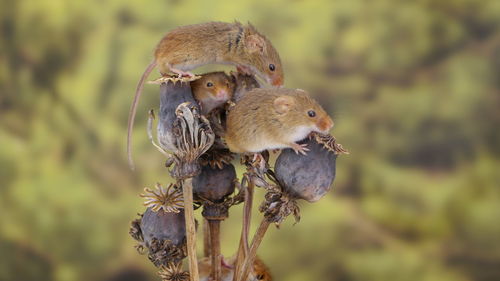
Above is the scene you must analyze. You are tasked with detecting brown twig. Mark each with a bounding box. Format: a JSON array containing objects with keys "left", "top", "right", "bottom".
[
  {"left": 237, "top": 219, "right": 271, "bottom": 281},
  {"left": 203, "top": 219, "right": 210, "bottom": 258},
  {"left": 182, "top": 178, "right": 200, "bottom": 281},
  {"left": 232, "top": 175, "right": 254, "bottom": 281},
  {"left": 209, "top": 220, "right": 222, "bottom": 281}
]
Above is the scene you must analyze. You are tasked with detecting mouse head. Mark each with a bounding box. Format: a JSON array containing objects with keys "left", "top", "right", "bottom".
[
  {"left": 241, "top": 23, "right": 284, "bottom": 87},
  {"left": 191, "top": 72, "right": 234, "bottom": 102},
  {"left": 273, "top": 90, "right": 334, "bottom": 134}
]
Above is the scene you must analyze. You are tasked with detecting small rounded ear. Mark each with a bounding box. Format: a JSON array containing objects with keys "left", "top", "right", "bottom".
[
  {"left": 246, "top": 34, "right": 266, "bottom": 54},
  {"left": 273, "top": 96, "right": 295, "bottom": 114}
]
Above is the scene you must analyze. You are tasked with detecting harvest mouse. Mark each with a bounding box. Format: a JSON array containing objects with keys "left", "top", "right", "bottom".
[
  {"left": 191, "top": 71, "right": 234, "bottom": 115},
  {"left": 127, "top": 21, "right": 283, "bottom": 168},
  {"left": 198, "top": 256, "right": 272, "bottom": 281},
  {"left": 225, "top": 88, "right": 333, "bottom": 155}
]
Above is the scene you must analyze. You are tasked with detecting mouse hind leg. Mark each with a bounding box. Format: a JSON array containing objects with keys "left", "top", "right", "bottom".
[
  {"left": 156, "top": 58, "right": 195, "bottom": 78},
  {"left": 168, "top": 64, "right": 196, "bottom": 78}
]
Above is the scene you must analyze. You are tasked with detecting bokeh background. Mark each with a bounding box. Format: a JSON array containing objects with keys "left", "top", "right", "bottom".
[{"left": 1, "top": 0, "right": 500, "bottom": 280}]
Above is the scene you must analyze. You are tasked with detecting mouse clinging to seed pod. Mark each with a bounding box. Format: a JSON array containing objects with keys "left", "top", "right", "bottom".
[{"left": 225, "top": 88, "right": 334, "bottom": 155}]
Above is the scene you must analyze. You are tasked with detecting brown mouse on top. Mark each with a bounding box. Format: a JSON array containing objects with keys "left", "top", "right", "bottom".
[
  {"left": 127, "top": 21, "right": 284, "bottom": 168},
  {"left": 225, "top": 88, "right": 333, "bottom": 155},
  {"left": 191, "top": 71, "right": 234, "bottom": 115}
]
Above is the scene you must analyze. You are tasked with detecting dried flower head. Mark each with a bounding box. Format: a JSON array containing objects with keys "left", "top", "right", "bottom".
[
  {"left": 148, "top": 238, "right": 187, "bottom": 267},
  {"left": 312, "top": 132, "right": 349, "bottom": 154},
  {"left": 158, "top": 262, "right": 190, "bottom": 281},
  {"left": 140, "top": 183, "right": 184, "bottom": 213},
  {"left": 259, "top": 186, "right": 300, "bottom": 226}
]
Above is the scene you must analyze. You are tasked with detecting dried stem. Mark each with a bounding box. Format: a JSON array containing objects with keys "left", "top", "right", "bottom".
[
  {"left": 209, "top": 220, "right": 222, "bottom": 281},
  {"left": 237, "top": 219, "right": 271, "bottom": 281},
  {"left": 232, "top": 176, "right": 254, "bottom": 281},
  {"left": 203, "top": 219, "right": 210, "bottom": 258},
  {"left": 182, "top": 178, "right": 199, "bottom": 281}
]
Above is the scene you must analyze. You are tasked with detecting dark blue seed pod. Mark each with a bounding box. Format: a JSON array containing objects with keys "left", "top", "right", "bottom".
[
  {"left": 157, "top": 81, "right": 200, "bottom": 152},
  {"left": 275, "top": 137, "right": 337, "bottom": 202},
  {"left": 192, "top": 163, "right": 237, "bottom": 203},
  {"left": 141, "top": 208, "right": 186, "bottom": 246}
]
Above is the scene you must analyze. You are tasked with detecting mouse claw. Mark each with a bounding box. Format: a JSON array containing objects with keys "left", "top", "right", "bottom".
[{"left": 290, "top": 143, "right": 309, "bottom": 155}]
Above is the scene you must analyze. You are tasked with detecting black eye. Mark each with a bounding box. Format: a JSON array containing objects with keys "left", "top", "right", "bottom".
[
  {"left": 308, "top": 110, "right": 316, "bottom": 117},
  {"left": 206, "top": 82, "right": 213, "bottom": 87},
  {"left": 269, "top": 64, "right": 275, "bottom": 71}
]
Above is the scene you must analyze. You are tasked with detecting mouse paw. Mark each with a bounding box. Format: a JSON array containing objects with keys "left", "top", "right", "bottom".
[
  {"left": 290, "top": 143, "right": 309, "bottom": 155},
  {"left": 170, "top": 66, "right": 195, "bottom": 78}
]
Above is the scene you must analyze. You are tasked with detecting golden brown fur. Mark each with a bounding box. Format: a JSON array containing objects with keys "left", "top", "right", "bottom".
[
  {"left": 127, "top": 21, "right": 283, "bottom": 169},
  {"left": 191, "top": 71, "right": 234, "bottom": 115},
  {"left": 225, "top": 88, "right": 333, "bottom": 154}
]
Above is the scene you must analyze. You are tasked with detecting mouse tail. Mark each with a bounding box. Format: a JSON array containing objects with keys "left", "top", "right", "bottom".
[{"left": 127, "top": 60, "right": 157, "bottom": 170}]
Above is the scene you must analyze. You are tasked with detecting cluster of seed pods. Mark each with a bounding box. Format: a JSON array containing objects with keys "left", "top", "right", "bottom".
[{"left": 129, "top": 74, "right": 347, "bottom": 281}]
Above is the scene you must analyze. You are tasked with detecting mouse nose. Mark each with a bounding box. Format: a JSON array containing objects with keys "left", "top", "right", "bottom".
[
  {"left": 318, "top": 116, "right": 334, "bottom": 132},
  {"left": 216, "top": 89, "right": 228, "bottom": 99},
  {"left": 271, "top": 77, "right": 283, "bottom": 87}
]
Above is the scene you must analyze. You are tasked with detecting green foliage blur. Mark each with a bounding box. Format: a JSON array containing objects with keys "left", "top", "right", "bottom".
[{"left": 1, "top": 0, "right": 500, "bottom": 280}]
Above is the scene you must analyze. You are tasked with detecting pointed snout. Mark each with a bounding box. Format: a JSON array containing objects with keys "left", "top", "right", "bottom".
[
  {"left": 317, "top": 116, "right": 334, "bottom": 133},
  {"left": 271, "top": 77, "right": 284, "bottom": 87}
]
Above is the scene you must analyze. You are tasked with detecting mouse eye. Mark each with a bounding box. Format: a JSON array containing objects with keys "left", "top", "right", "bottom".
[
  {"left": 269, "top": 64, "right": 275, "bottom": 71},
  {"left": 206, "top": 82, "right": 214, "bottom": 87},
  {"left": 308, "top": 110, "right": 316, "bottom": 118}
]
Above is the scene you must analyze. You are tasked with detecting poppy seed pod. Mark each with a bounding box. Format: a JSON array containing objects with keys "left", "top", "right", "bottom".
[
  {"left": 192, "top": 163, "right": 237, "bottom": 203},
  {"left": 275, "top": 137, "right": 338, "bottom": 202},
  {"left": 157, "top": 81, "right": 200, "bottom": 153},
  {"left": 153, "top": 79, "right": 215, "bottom": 179},
  {"left": 141, "top": 208, "right": 186, "bottom": 247}
]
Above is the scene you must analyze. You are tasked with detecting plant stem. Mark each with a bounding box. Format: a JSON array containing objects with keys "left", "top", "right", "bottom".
[
  {"left": 183, "top": 177, "right": 200, "bottom": 281},
  {"left": 209, "top": 220, "right": 222, "bottom": 281},
  {"left": 203, "top": 219, "right": 210, "bottom": 257},
  {"left": 232, "top": 176, "right": 254, "bottom": 281},
  {"left": 236, "top": 219, "right": 270, "bottom": 281}
]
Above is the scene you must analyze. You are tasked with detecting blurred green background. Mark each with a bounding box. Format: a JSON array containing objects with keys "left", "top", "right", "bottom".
[{"left": 1, "top": 0, "right": 500, "bottom": 280}]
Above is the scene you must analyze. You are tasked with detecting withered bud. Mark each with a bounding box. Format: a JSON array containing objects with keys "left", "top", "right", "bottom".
[
  {"left": 275, "top": 137, "right": 338, "bottom": 202},
  {"left": 155, "top": 80, "right": 215, "bottom": 179},
  {"left": 157, "top": 81, "right": 200, "bottom": 152},
  {"left": 192, "top": 163, "right": 237, "bottom": 203},
  {"left": 141, "top": 208, "right": 186, "bottom": 246}
]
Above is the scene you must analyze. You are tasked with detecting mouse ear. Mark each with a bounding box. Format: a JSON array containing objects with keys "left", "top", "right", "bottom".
[
  {"left": 273, "top": 96, "right": 295, "bottom": 114},
  {"left": 246, "top": 34, "right": 266, "bottom": 54}
]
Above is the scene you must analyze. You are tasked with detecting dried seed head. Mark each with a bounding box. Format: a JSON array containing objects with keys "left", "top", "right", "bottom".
[
  {"left": 155, "top": 81, "right": 215, "bottom": 179},
  {"left": 275, "top": 136, "right": 338, "bottom": 202},
  {"left": 158, "top": 263, "right": 190, "bottom": 281},
  {"left": 140, "top": 183, "right": 184, "bottom": 213},
  {"left": 192, "top": 163, "right": 237, "bottom": 203},
  {"left": 141, "top": 208, "right": 186, "bottom": 247}
]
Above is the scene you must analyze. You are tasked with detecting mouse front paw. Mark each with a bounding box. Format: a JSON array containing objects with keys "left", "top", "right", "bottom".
[{"left": 289, "top": 142, "right": 309, "bottom": 155}]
